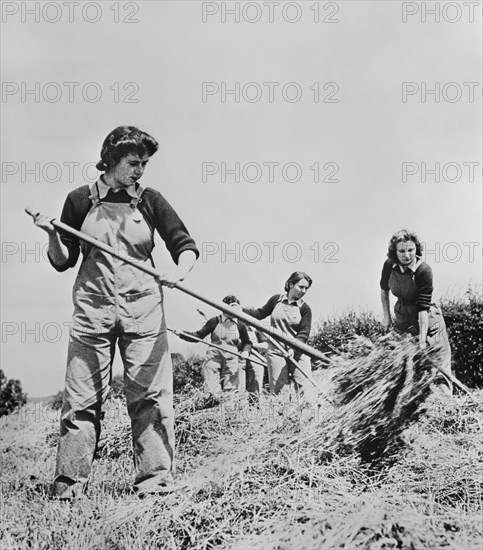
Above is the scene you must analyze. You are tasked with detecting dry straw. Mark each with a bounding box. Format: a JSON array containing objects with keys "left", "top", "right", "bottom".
[
  {"left": 311, "top": 334, "right": 435, "bottom": 465},
  {"left": 22, "top": 346, "right": 480, "bottom": 550},
  {"left": 98, "top": 334, "right": 438, "bottom": 469}
]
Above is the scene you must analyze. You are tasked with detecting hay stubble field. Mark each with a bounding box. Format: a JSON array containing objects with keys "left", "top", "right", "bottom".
[{"left": 1, "top": 368, "right": 482, "bottom": 550}]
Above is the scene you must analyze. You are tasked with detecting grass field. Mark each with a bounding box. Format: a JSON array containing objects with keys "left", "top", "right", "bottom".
[{"left": 1, "top": 372, "right": 482, "bottom": 550}]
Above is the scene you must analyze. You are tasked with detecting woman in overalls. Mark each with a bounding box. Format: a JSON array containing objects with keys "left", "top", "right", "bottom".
[
  {"left": 32, "top": 126, "right": 199, "bottom": 498},
  {"left": 380, "top": 229, "right": 452, "bottom": 393},
  {"left": 179, "top": 295, "right": 251, "bottom": 395},
  {"left": 243, "top": 272, "right": 315, "bottom": 403}
]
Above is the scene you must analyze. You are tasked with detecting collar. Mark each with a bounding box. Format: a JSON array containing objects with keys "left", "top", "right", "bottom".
[
  {"left": 97, "top": 177, "right": 139, "bottom": 200},
  {"left": 394, "top": 258, "right": 422, "bottom": 273},
  {"left": 278, "top": 293, "right": 304, "bottom": 307}
]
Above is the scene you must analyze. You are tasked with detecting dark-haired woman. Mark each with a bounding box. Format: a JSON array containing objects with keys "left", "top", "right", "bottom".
[
  {"left": 32, "top": 126, "right": 199, "bottom": 498},
  {"left": 244, "top": 272, "right": 315, "bottom": 402},
  {"left": 380, "top": 229, "right": 452, "bottom": 393},
  {"left": 179, "top": 295, "right": 251, "bottom": 395}
]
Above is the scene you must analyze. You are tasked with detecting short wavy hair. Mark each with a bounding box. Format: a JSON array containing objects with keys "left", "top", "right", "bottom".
[
  {"left": 387, "top": 229, "right": 423, "bottom": 263},
  {"left": 96, "top": 126, "right": 159, "bottom": 171},
  {"left": 284, "top": 271, "right": 313, "bottom": 293}
]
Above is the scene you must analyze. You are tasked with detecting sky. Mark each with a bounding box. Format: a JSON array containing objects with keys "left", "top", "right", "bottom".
[{"left": 1, "top": 1, "right": 481, "bottom": 397}]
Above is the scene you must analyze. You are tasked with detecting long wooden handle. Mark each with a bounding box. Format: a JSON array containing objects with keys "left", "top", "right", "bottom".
[
  {"left": 25, "top": 208, "right": 331, "bottom": 364},
  {"left": 250, "top": 349, "right": 266, "bottom": 363},
  {"left": 168, "top": 328, "right": 267, "bottom": 368}
]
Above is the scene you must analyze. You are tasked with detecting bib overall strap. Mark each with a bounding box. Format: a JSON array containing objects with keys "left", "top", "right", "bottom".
[
  {"left": 88, "top": 182, "right": 102, "bottom": 208},
  {"left": 130, "top": 184, "right": 145, "bottom": 209}
]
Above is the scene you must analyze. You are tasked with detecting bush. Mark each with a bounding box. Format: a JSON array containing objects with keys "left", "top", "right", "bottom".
[
  {"left": 172, "top": 352, "right": 204, "bottom": 394},
  {"left": 440, "top": 287, "right": 483, "bottom": 388},
  {"left": 310, "top": 310, "right": 385, "bottom": 356},
  {"left": 49, "top": 390, "right": 64, "bottom": 410},
  {"left": 0, "top": 370, "right": 28, "bottom": 417}
]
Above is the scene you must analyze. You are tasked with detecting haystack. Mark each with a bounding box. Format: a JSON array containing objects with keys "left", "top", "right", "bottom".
[{"left": 315, "top": 333, "right": 435, "bottom": 465}]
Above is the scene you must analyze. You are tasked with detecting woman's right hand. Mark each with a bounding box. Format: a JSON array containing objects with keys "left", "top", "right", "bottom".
[
  {"left": 32, "top": 212, "right": 56, "bottom": 235},
  {"left": 381, "top": 316, "right": 393, "bottom": 331},
  {"left": 254, "top": 341, "right": 268, "bottom": 351}
]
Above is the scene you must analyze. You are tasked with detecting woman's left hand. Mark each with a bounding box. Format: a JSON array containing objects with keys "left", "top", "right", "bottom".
[
  {"left": 160, "top": 250, "right": 197, "bottom": 287},
  {"left": 159, "top": 268, "right": 187, "bottom": 288}
]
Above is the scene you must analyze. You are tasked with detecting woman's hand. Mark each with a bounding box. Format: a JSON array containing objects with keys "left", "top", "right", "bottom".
[
  {"left": 31, "top": 212, "right": 56, "bottom": 235},
  {"left": 419, "top": 340, "right": 428, "bottom": 352},
  {"left": 28, "top": 210, "right": 69, "bottom": 267},
  {"left": 418, "top": 310, "right": 429, "bottom": 353},
  {"left": 160, "top": 250, "right": 197, "bottom": 287},
  {"left": 381, "top": 316, "right": 393, "bottom": 331},
  {"left": 159, "top": 268, "right": 187, "bottom": 288},
  {"left": 254, "top": 341, "right": 268, "bottom": 351}
]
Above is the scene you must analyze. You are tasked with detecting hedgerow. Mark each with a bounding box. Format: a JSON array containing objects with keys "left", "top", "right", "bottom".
[
  {"left": 440, "top": 287, "right": 483, "bottom": 388},
  {"left": 310, "top": 310, "right": 385, "bottom": 356}
]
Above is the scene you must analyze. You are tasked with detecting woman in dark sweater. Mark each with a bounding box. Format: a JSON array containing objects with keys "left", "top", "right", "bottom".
[
  {"left": 380, "top": 229, "right": 452, "bottom": 392},
  {"left": 244, "top": 272, "right": 315, "bottom": 402},
  {"left": 31, "top": 126, "right": 199, "bottom": 498}
]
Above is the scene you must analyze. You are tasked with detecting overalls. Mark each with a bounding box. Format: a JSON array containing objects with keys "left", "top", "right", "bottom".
[
  {"left": 266, "top": 299, "right": 315, "bottom": 403},
  {"left": 52, "top": 182, "right": 175, "bottom": 498},
  {"left": 202, "top": 317, "right": 240, "bottom": 394},
  {"left": 389, "top": 267, "right": 452, "bottom": 388}
]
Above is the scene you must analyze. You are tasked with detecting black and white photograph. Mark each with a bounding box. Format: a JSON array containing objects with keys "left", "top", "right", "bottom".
[{"left": 1, "top": 1, "right": 482, "bottom": 548}]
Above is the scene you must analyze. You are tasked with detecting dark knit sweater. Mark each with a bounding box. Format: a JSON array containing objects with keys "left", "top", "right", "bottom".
[
  {"left": 49, "top": 184, "right": 199, "bottom": 272},
  {"left": 379, "top": 259, "right": 433, "bottom": 311}
]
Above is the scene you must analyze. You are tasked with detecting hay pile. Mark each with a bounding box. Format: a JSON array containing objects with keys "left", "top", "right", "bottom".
[{"left": 314, "top": 334, "right": 435, "bottom": 465}]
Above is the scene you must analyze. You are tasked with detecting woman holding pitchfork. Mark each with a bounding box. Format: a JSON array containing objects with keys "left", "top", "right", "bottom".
[
  {"left": 243, "top": 271, "right": 316, "bottom": 404},
  {"left": 178, "top": 295, "right": 252, "bottom": 396},
  {"left": 30, "top": 126, "right": 199, "bottom": 499}
]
